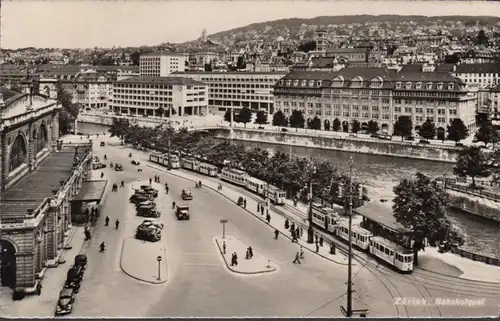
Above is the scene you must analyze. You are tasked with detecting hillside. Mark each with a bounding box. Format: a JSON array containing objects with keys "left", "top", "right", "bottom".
[{"left": 198, "top": 15, "right": 500, "bottom": 45}]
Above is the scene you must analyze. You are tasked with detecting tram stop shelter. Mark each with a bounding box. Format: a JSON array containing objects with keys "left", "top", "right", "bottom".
[
  {"left": 70, "top": 180, "right": 108, "bottom": 224},
  {"left": 354, "top": 202, "right": 411, "bottom": 243}
]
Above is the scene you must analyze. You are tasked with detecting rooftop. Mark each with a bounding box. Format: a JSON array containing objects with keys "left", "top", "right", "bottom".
[
  {"left": 455, "top": 63, "right": 500, "bottom": 74},
  {"left": 0, "top": 87, "right": 24, "bottom": 107},
  {"left": 140, "top": 52, "right": 186, "bottom": 57},
  {"left": 0, "top": 147, "right": 89, "bottom": 218},
  {"left": 114, "top": 76, "right": 206, "bottom": 87},
  {"left": 353, "top": 202, "right": 409, "bottom": 234},
  {"left": 173, "top": 71, "right": 287, "bottom": 76}
]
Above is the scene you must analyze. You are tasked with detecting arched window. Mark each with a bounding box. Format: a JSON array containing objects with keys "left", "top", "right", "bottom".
[
  {"left": 9, "top": 134, "right": 27, "bottom": 173},
  {"left": 36, "top": 124, "right": 48, "bottom": 154}
]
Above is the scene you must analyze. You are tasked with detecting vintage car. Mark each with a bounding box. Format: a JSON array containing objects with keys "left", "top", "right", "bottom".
[
  {"left": 135, "top": 220, "right": 164, "bottom": 242},
  {"left": 175, "top": 204, "right": 190, "bottom": 220},
  {"left": 129, "top": 193, "right": 154, "bottom": 204},
  {"left": 131, "top": 160, "right": 141, "bottom": 165},
  {"left": 115, "top": 164, "right": 124, "bottom": 171},
  {"left": 140, "top": 185, "right": 158, "bottom": 197},
  {"left": 136, "top": 203, "right": 160, "bottom": 218},
  {"left": 135, "top": 200, "right": 156, "bottom": 210},
  {"left": 92, "top": 162, "right": 106, "bottom": 170},
  {"left": 64, "top": 267, "right": 83, "bottom": 293},
  {"left": 181, "top": 189, "right": 193, "bottom": 200},
  {"left": 74, "top": 254, "right": 87, "bottom": 270},
  {"left": 100, "top": 142, "right": 105, "bottom": 147},
  {"left": 55, "top": 288, "right": 76, "bottom": 316}
]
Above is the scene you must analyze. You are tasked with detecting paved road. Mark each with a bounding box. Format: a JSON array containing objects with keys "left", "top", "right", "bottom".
[{"left": 64, "top": 134, "right": 497, "bottom": 317}]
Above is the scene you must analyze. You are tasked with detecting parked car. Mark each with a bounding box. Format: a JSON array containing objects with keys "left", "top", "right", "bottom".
[
  {"left": 129, "top": 193, "right": 153, "bottom": 204},
  {"left": 92, "top": 163, "right": 107, "bottom": 170},
  {"left": 181, "top": 189, "right": 193, "bottom": 200},
  {"left": 55, "top": 288, "right": 75, "bottom": 316},
  {"left": 74, "top": 254, "right": 87, "bottom": 270},
  {"left": 370, "top": 134, "right": 379, "bottom": 138},
  {"left": 404, "top": 136, "right": 415, "bottom": 141},
  {"left": 135, "top": 220, "right": 164, "bottom": 242},
  {"left": 100, "top": 142, "right": 105, "bottom": 147},
  {"left": 419, "top": 139, "right": 430, "bottom": 144},
  {"left": 140, "top": 185, "right": 158, "bottom": 197},
  {"left": 115, "top": 164, "right": 124, "bottom": 171},
  {"left": 175, "top": 204, "right": 190, "bottom": 220},
  {"left": 281, "top": 128, "right": 288, "bottom": 132},
  {"left": 136, "top": 203, "right": 160, "bottom": 217},
  {"left": 258, "top": 126, "right": 265, "bottom": 129},
  {"left": 131, "top": 160, "right": 140, "bottom": 165}
]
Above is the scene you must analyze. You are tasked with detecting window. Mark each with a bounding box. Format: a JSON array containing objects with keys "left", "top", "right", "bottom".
[
  {"left": 301, "top": 80, "right": 307, "bottom": 87},
  {"left": 405, "top": 82, "right": 412, "bottom": 89},
  {"left": 416, "top": 82, "right": 422, "bottom": 89},
  {"left": 9, "top": 134, "right": 27, "bottom": 173},
  {"left": 396, "top": 82, "right": 402, "bottom": 89},
  {"left": 35, "top": 124, "right": 48, "bottom": 154},
  {"left": 426, "top": 82, "right": 433, "bottom": 90},
  {"left": 437, "top": 82, "right": 443, "bottom": 90},
  {"left": 448, "top": 83, "right": 454, "bottom": 90}
]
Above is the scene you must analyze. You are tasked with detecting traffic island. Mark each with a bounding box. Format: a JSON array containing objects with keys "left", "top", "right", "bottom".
[
  {"left": 120, "top": 238, "right": 168, "bottom": 284},
  {"left": 214, "top": 236, "right": 277, "bottom": 275}
]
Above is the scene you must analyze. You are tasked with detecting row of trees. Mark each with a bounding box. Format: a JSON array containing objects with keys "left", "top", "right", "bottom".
[
  {"left": 109, "top": 117, "right": 368, "bottom": 207},
  {"left": 55, "top": 82, "right": 79, "bottom": 135}
]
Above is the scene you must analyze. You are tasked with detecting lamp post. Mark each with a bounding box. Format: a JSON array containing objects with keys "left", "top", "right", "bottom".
[
  {"left": 156, "top": 256, "right": 162, "bottom": 280},
  {"left": 342, "top": 157, "right": 355, "bottom": 317},
  {"left": 307, "top": 161, "right": 317, "bottom": 244},
  {"left": 220, "top": 219, "right": 228, "bottom": 239}
]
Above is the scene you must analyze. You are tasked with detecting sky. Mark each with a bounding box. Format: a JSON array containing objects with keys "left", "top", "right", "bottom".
[{"left": 1, "top": 0, "right": 500, "bottom": 49}]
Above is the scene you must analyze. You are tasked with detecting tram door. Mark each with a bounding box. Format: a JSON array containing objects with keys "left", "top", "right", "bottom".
[{"left": 1, "top": 240, "right": 17, "bottom": 288}]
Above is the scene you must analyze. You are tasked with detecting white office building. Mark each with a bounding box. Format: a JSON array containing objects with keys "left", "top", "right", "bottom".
[{"left": 139, "top": 52, "right": 187, "bottom": 77}]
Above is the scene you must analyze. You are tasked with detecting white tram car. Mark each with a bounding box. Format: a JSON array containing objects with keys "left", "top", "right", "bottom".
[
  {"left": 265, "top": 185, "right": 286, "bottom": 205},
  {"left": 221, "top": 168, "right": 247, "bottom": 187},
  {"left": 369, "top": 236, "right": 414, "bottom": 272},
  {"left": 149, "top": 152, "right": 161, "bottom": 163},
  {"left": 335, "top": 221, "right": 373, "bottom": 251},
  {"left": 312, "top": 204, "right": 341, "bottom": 233},
  {"left": 182, "top": 158, "right": 199, "bottom": 171},
  {"left": 198, "top": 163, "right": 218, "bottom": 177},
  {"left": 169, "top": 154, "right": 180, "bottom": 169},
  {"left": 246, "top": 177, "right": 266, "bottom": 195}
]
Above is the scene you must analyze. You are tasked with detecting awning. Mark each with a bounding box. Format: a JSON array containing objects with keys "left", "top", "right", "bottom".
[{"left": 71, "top": 180, "right": 108, "bottom": 202}]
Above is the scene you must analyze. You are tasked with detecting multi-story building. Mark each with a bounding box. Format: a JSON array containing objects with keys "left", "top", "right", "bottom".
[
  {"left": 273, "top": 67, "right": 476, "bottom": 135},
  {"left": 139, "top": 52, "right": 187, "bottom": 77},
  {"left": 109, "top": 76, "right": 208, "bottom": 117},
  {"left": 172, "top": 71, "right": 287, "bottom": 113},
  {"left": 489, "top": 84, "right": 500, "bottom": 119},
  {"left": 454, "top": 63, "right": 500, "bottom": 114},
  {"left": 0, "top": 87, "right": 97, "bottom": 292}
]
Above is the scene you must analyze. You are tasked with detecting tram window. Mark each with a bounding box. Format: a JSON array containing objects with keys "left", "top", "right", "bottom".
[{"left": 389, "top": 250, "right": 393, "bottom": 256}]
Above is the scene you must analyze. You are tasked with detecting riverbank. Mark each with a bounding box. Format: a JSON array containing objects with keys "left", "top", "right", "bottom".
[{"left": 214, "top": 127, "right": 463, "bottom": 163}]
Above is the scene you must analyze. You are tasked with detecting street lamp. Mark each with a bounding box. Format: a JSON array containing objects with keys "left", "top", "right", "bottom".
[
  {"left": 307, "top": 161, "right": 317, "bottom": 244},
  {"left": 156, "top": 256, "right": 162, "bottom": 280},
  {"left": 220, "top": 218, "right": 228, "bottom": 239}
]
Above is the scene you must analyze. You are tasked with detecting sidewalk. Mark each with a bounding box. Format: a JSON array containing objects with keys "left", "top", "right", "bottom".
[
  {"left": 146, "top": 164, "right": 350, "bottom": 266},
  {"left": 214, "top": 236, "right": 277, "bottom": 275}
]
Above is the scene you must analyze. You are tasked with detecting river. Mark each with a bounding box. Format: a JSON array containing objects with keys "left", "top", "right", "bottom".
[{"left": 78, "top": 121, "right": 499, "bottom": 257}]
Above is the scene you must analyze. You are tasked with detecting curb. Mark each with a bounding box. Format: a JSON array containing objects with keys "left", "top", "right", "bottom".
[
  {"left": 119, "top": 239, "right": 168, "bottom": 284},
  {"left": 146, "top": 163, "right": 348, "bottom": 266},
  {"left": 214, "top": 237, "right": 277, "bottom": 275}
]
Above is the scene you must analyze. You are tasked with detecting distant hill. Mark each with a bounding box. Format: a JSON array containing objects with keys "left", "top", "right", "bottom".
[{"left": 200, "top": 15, "right": 500, "bottom": 45}]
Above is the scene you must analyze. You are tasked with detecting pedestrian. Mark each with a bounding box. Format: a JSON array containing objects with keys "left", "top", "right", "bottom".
[
  {"left": 257, "top": 202, "right": 260, "bottom": 213},
  {"left": 222, "top": 241, "right": 226, "bottom": 254},
  {"left": 300, "top": 247, "right": 305, "bottom": 259},
  {"left": 149, "top": 178, "right": 152, "bottom": 185},
  {"left": 248, "top": 246, "right": 253, "bottom": 258},
  {"left": 101, "top": 172, "right": 104, "bottom": 179},
  {"left": 300, "top": 227, "right": 303, "bottom": 237},
  {"left": 315, "top": 242, "right": 319, "bottom": 253},
  {"left": 315, "top": 234, "right": 319, "bottom": 243},
  {"left": 274, "top": 229, "right": 279, "bottom": 240},
  {"left": 115, "top": 219, "right": 120, "bottom": 229},
  {"left": 245, "top": 248, "right": 250, "bottom": 260},
  {"left": 320, "top": 236, "right": 324, "bottom": 247},
  {"left": 284, "top": 219, "right": 289, "bottom": 229},
  {"left": 36, "top": 282, "right": 42, "bottom": 296},
  {"left": 105, "top": 216, "right": 109, "bottom": 226},
  {"left": 243, "top": 198, "right": 247, "bottom": 208},
  {"left": 230, "top": 253, "right": 235, "bottom": 266},
  {"left": 234, "top": 252, "right": 238, "bottom": 266},
  {"left": 293, "top": 252, "right": 301, "bottom": 264},
  {"left": 296, "top": 227, "right": 300, "bottom": 239},
  {"left": 266, "top": 213, "right": 271, "bottom": 223},
  {"left": 291, "top": 222, "right": 295, "bottom": 233}
]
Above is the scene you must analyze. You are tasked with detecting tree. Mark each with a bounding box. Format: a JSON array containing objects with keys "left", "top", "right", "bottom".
[
  {"left": 393, "top": 116, "right": 413, "bottom": 141},
  {"left": 237, "top": 106, "right": 252, "bottom": 128},
  {"left": 351, "top": 120, "right": 361, "bottom": 134},
  {"left": 254, "top": 110, "right": 268, "bottom": 125},
  {"left": 418, "top": 119, "right": 436, "bottom": 140},
  {"left": 236, "top": 56, "right": 246, "bottom": 69},
  {"left": 332, "top": 118, "right": 341, "bottom": 132},
  {"left": 272, "top": 110, "right": 286, "bottom": 127},
  {"left": 298, "top": 41, "right": 317, "bottom": 53},
  {"left": 453, "top": 146, "right": 490, "bottom": 188},
  {"left": 224, "top": 110, "right": 232, "bottom": 123},
  {"left": 204, "top": 63, "right": 212, "bottom": 72},
  {"left": 289, "top": 110, "right": 305, "bottom": 132},
  {"left": 475, "top": 121, "right": 500, "bottom": 147},
  {"left": 367, "top": 120, "right": 379, "bottom": 135},
  {"left": 392, "top": 173, "right": 465, "bottom": 265},
  {"left": 308, "top": 116, "right": 321, "bottom": 130},
  {"left": 477, "top": 29, "right": 488, "bottom": 45},
  {"left": 55, "top": 82, "right": 79, "bottom": 135},
  {"left": 447, "top": 118, "right": 469, "bottom": 144},
  {"left": 109, "top": 117, "right": 131, "bottom": 141}
]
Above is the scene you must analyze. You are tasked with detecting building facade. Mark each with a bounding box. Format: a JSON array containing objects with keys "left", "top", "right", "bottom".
[
  {"left": 139, "top": 52, "right": 187, "bottom": 77},
  {"left": 172, "top": 71, "right": 287, "bottom": 114},
  {"left": 273, "top": 68, "right": 476, "bottom": 135},
  {"left": 0, "top": 87, "right": 92, "bottom": 291},
  {"left": 109, "top": 76, "right": 208, "bottom": 117}
]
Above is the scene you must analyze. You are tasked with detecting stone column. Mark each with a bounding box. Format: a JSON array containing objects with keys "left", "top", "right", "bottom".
[
  {"left": 51, "top": 110, "right": 60, "bottom": 142},
  {"left": 16, "top": 253, "right": 35, "bottom": 288},
  {"left": 45, "top": 205, "right": 58, "bottom": 261}
]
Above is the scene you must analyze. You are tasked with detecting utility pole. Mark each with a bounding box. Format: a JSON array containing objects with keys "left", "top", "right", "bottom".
[
  {"left": 230, "top": 107, "right": 234, "bottom": 142},
  {"left": 307, "top": 162, "right": 316, "bottom": 244},
  {"left": 167, "top": 137, "right": 171, "bottom": 170},
  {"left": 342, "top": 157, "right": 355, "bottom": 317}
]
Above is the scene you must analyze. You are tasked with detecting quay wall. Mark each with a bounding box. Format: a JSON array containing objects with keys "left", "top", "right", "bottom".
[{"left": 214, "top": 128, "right": 462, "bottom": 163}]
